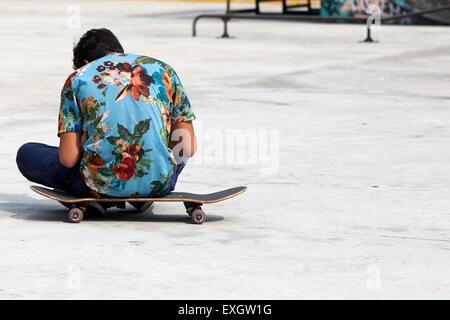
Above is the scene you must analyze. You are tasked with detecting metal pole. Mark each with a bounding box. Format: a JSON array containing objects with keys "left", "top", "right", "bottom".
[
  {"left": 192, "top": 16, "right": 199, "bottom": 37},
  {"left": 220, "top": 17, "right": 231, "bottom": 38},
  {"left": 221, "top": 0, "right": 232, "bottom": 38},
  {"left": 363, "top": 26, "right": 374, "bottom": 42}
]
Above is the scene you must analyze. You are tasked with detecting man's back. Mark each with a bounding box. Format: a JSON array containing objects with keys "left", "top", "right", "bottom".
[{"left": 58, "top": 53, "right": 195, "bottom": 197}]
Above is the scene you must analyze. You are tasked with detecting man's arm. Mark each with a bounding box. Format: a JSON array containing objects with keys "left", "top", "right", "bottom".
[
  {"left": 167, "top": 69, "right": 196, "bottom": 162},
  {"left": 58, "top": 71, "right": 85, "bottom": 168},
  {"left": 169, "top": 121, "right": 197, "bottom": 162},
  {"left": 59, "top": 132, "right": 84, "bottom": 168}
]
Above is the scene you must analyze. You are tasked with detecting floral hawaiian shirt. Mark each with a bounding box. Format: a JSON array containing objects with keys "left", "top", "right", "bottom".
[{"left": 58, "top": 53, "right": 195, "bottom": 197}]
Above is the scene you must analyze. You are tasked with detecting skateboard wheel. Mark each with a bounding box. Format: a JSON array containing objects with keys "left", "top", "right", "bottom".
[
  {"left": 191, "top": 208, "right": 206, "bottom": 225},
  {"left": 67, "top": 208, "right": 84, "bottom": 223}
]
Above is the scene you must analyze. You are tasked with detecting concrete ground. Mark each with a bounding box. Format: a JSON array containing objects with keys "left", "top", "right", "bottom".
[{"left": 1, "top": 0, "right": 450, "bottom": 299}]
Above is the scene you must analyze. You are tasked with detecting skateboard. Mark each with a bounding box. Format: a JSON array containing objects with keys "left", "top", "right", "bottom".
[{"left": 30, "top": 185, "right": 247, "bottom": 224}]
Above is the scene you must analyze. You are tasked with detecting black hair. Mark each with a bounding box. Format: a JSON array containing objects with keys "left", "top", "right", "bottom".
[{"left": 72, "top": 28, "right": 124, "bottom": 69}]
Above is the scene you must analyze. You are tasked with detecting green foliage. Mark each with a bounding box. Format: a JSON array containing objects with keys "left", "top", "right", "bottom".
[
  {"left": 117, "top": 124, "right": 132, "bottom": 141},
  {"left": 114, "top": 120, "right": 151, "bottom": 144},
  {"left": 135, "top": 56, "right": 157, "bottom": 65},
  {"left": 139, "top": 159, "right": 153, "bottom": 168},
  {"left": 97, "top": 167, "right": 113, "bottom": 177},
  {"left": 133, "top": 119, "right": 151, "bottom": 141},
  {"left": 151, "top": 181, "right": 163, "bottom": 194},
  {"left": 63, "top": 87, "right": 76, "bottom": 101},
  {"left": 151, "top": 172, "right": 171, "bottom": 195},
  {"left": 160, "top": 126, "right": 169, "bottom": 146},
  {"left": 91, "top": 175, "right": 106, "bottom": 188},
  {"left": 94, "top": 127, "right": 105, "bottom": 140},
  {"left": 113, "top": 145, "right": 123, "bottom": 161},
  {"left": 106, "top": 136, "right": 120, "bottom": 145}
]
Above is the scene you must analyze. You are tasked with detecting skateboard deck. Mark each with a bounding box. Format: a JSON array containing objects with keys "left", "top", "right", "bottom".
[{"left": 30, "top": 185, "right": 247, "bottom": 224}]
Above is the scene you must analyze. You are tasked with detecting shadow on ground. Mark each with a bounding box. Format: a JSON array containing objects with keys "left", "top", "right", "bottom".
[{"left": 0, "top": 193, "right": 224, "bottom": 224}]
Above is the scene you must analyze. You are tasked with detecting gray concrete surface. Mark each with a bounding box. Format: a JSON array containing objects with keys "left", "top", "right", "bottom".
[{"left": 1, "top": 0, "right": 450, "bottom": 299}]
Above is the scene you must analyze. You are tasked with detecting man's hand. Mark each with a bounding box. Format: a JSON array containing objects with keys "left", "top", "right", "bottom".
[
  {"left": 59, "top": 132, "right": 83, "bottom": 168},
  {"left": 169, "top": 121, "right": 197, "bottom": 163}
]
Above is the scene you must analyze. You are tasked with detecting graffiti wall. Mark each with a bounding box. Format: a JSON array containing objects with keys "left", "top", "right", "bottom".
[
  {"left": 320, "top": 0, "right": 450, "bottom": 24},
  {"left": 320, "top": 0, "right": 413, "bottom": 19}
]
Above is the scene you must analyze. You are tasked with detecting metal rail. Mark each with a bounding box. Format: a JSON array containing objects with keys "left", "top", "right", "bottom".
[
  {"left": 192, "top": 2, "right": 450, "bottom": 38},
  {"left": 192, "top": 13, "right": 367, "bottom": 38}
]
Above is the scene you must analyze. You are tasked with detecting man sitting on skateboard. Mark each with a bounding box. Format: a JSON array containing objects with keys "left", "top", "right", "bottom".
[{"left": 16, "top": 28, "right": 196, "bottom": 201}]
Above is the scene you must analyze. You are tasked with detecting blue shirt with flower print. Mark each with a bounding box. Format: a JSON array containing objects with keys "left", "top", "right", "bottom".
[{"left": 58, "top": 53, "right": 195, "bottom": 197}]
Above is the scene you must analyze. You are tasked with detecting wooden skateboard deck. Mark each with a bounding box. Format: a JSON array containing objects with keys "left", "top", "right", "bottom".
[{"left": 30, "top": 185, "right": 247, "bottom": 224}]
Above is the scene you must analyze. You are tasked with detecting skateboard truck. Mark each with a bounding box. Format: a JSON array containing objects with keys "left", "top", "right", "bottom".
[{"left": 66, "top": 202, "right": 207, "bottom": 224}]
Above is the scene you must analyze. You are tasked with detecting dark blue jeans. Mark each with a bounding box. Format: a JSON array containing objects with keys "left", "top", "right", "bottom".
[{"left": 16, "top": 143, "right": 184, "bottom": 197}]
